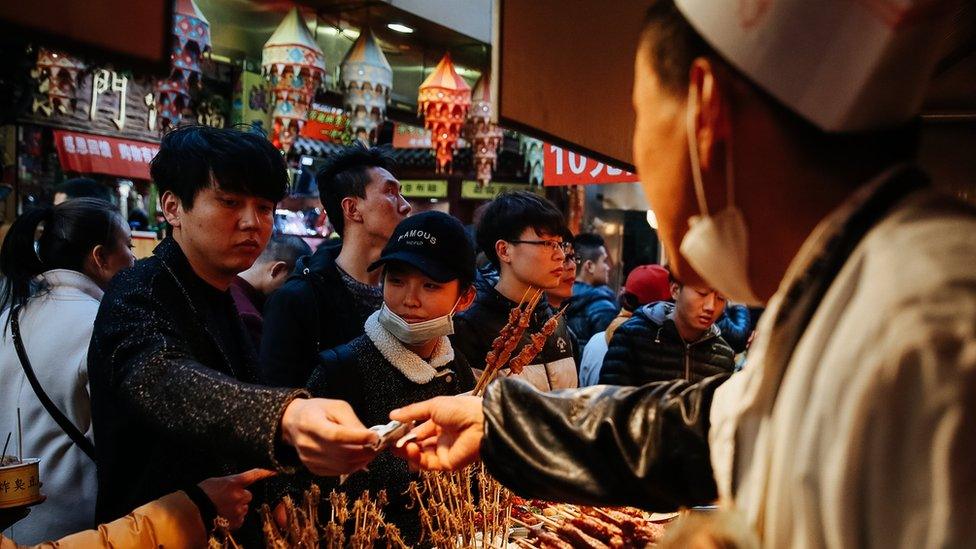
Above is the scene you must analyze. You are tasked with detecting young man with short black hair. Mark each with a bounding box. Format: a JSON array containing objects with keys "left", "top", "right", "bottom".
[
  {"left": 599, "top": 272, "right": 734, "bottom": 386},
  {"left": 565, "top": 232, "right": 618, "bottom": 343},
  {"left": 451, "top": 191, "right": 578, "bottom": 391},
  {"left": 259, "top": 143, "right": 411, "bottom": 387},
  {"left": 230, "top": 234, "right": 312, "bottom": 349},
  {"left": 88, "top": 126, "right": 378, "bottom": 525}
]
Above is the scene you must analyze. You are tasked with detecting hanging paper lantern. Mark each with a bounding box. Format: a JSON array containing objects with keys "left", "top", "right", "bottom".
[
  {"left": 418, "top": 53, "right": 471, "bottom": 173},
  {"left": 340, "top": 28, "right": 392, "bottom": 144},
  {"left": 156, "top": 0, "right": 211, "bottom": 130},
  {"left": 32, "top": 48, "right": 86, "bottom": 116},
  {"left": 465, "top": 71, "right": 503, "bottom": 187},
  {"left": 262, "top": 8, "right": 326, "bottom": 152},
  {"left": 519, "top": 135, "right": 544, "bottom": 186}
]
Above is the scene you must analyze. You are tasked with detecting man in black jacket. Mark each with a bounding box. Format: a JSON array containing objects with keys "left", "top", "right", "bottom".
[
  {"left": 451, "top": 191, "right": 578, "bottom": 391},
  {"left": 565, "top": 233, "right": 618, "bottom": 343},
  {"left": 600, "top": 279, "right": 734, "bottom": 385},
  {"left": 88, "top": 127, "right": 379, "bottom": 525},
  {"left": 259, "top": 144, "right": 411, "bottom": 387}
]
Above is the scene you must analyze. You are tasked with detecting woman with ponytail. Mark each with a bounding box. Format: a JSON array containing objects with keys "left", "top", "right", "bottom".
[{"left": 0, "top": 198, "right": 134, "bottom": 544}]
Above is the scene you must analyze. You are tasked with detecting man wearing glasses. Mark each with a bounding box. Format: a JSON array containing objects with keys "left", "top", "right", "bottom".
[{"left": 451, "top": 191, "right": 579, "bottom": 391}]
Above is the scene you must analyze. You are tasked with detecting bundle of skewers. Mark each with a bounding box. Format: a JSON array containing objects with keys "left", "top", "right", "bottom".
[
  {"left": 209, "top": 485, "right": 407, "bottom": 549},
  {"left": 510, "top": 500, "right": 670, "bottom": 549},
  {"left": 406, "top": 465, "right": 513, "bottom": 548},
  {"left": 472, "top": 288, "right": 567, "bottom": 396}
]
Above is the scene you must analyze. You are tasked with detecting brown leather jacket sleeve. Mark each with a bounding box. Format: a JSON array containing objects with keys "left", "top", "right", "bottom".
[{"left": 480, "top": 374, "right": 730, "bottom": 511}]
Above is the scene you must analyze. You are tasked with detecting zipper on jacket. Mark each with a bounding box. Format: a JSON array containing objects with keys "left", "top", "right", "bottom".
[{"left": 685, "top": 343, "right": 691, "bottom": 380}]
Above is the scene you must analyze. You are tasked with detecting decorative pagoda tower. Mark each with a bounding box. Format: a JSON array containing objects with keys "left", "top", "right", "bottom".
[
  {"left": 340, "top": 28, "right": 392, "bottom": 144},
  {"left": 418, "top": 53, "right": 471, "bottom": 173}
]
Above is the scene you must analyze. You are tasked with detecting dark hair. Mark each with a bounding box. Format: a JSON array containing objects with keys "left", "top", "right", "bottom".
[
  {"left": 149, "top": 125, "right": 288, "bottom": 211},
  {"left": 256, "top": 233, "right": 312, "bottom": 269},
  {"left": 641, "top": 0, "right": 918, "bottom": 162},
  {"left": 55, "top": 177, "right": 114, "bottom": 203},
  {"left": 0, "top": 198, "right": 125, "bottom": 327},
  {"left": 475, "top": 191, "right": 567, "bottom": 268},
  {"left": 315, "top": 142, "right": 396, "bottom": 236},
  {"left": 573, "top": 233, "right": 606, "bottom": 264}
]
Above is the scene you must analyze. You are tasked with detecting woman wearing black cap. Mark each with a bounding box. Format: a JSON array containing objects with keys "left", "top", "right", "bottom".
[{"left": 304, "top": 210, "right": 477, "bottom": 542}]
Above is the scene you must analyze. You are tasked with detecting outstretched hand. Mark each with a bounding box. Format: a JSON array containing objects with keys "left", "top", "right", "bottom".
[
  {"left": 280, "top": 398, "right": 379, "bottom": 476},
  {"left": 390, "top": 395, "right": 484, "bottom": 471},
  {"left": 198, "top": 469, "right": 275, "bottom": 530}
]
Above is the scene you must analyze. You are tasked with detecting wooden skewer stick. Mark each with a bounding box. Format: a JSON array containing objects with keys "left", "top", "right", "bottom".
[{"left": 531, "top": 512, "right": 562, "bottom": 529}]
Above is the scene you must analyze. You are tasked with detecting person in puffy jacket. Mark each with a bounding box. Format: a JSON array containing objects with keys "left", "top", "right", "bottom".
[
  {"left": 599, "top": 280, "right": 734, "bottom": 385},
  {"left": 564, "top": 233, "right": 618, "bottom": 343}
]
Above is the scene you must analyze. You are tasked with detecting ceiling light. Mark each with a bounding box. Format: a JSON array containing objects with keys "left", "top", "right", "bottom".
[{"left": 387, "top": 23, "right": 414, "bottom": 33}]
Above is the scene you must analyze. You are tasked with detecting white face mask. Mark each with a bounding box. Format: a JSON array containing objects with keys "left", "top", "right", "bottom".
[
  {"left": 678, "top": 86, "right": 763, "bottom": 306},
  {"left": 377, "top": 298, "right": 461, "bottom": 345}
]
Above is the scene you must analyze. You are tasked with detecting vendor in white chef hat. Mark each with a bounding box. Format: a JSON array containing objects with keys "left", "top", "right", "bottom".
[{"left": 391, "top": 1, "right": 976, "bottom": 547}]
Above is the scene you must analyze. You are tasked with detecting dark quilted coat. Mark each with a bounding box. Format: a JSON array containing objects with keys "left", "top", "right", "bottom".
[{"left": 599, "top": 301, "right": 734, "bottom": 386}]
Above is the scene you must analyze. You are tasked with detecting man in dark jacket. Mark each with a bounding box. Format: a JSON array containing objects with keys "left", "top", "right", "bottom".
[
  {"left": 452, "top": 191, "right": 578, "bottom": 391},
  {"left": 565, "top": 233, "right": 618, "bottom": 343},
  {"left": 88, "top": 127, "right": 378, "bottom": 525},
  {"left": 259, "top": 144, "right": 411, "bottom": 387},
  {"left": 600, "top": 299, "right": 734, "bottom": 384}
]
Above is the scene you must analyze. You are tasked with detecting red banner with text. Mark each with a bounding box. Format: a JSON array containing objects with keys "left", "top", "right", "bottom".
[
  {"left": 53, "top": 130, "right": 159, "bottom": 180},
  {"left": 543, "top": 143, "right": 639, "bottom": 186}
]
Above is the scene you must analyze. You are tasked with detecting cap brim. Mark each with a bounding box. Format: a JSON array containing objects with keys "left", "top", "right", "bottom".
[{"left": 368, "top": 252, "right": 457, "bottom": 283}]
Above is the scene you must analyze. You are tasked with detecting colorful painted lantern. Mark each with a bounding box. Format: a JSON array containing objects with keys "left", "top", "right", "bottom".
[
  {"left": 340, "top": 28, "right": 392, "bottom": 144},
  {"left": 418, "top": 53, "right": 471, "bottom": 173},
  {"left": 156, "top": 0, "right": 211, "bottom": 130},
  {"left": 466, "top": 71, "right": 503, "bottom": 187},
  {"left": 32, "top": 48, "right": 86, "bottom": 116},
  {"left": 262, "top": 8, "right": 327, "bottom": 152}
]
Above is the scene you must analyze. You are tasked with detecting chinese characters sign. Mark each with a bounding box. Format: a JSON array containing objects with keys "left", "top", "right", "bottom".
[
  {"left": 392, "top": 123, "right": 432, "bottom": 149},
  {"left": 53, "top": 130, "right": 159, "bottom": 180},
  {"left": 399, "top": 180, "right": 447, "bottom": 199},
  {"left": 543, "top": 143, "right": 639, "bottom": 186},
  {"left": 461, "top": 181, "right": 544, "bottom": 200},
  {"left": 300, "top": 105, "right": 349, "bottom": 143}
]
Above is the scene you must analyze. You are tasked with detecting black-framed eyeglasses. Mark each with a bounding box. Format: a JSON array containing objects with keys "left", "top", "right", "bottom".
[
  {"left": 564, "top": 253, "right": 582, "bottom": 266},
  {"left": 507, "top": 239, "right": 572, "bottom": 254}
]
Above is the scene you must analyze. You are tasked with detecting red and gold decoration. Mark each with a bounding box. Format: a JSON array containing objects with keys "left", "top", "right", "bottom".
[
  {"left": 418, "top": 53, "right": 471, "bottom": 173},
  {"left": 155, "top": 0, "right": 211, "bottom": 130},
  {"left": 466, "top": 71, "right": 503, "bottom": 187},
  {"left": 31, "top": 48, "right": 86, "bottom": 116},
  {"left": 262, "top": 7, "right": 326, "bottom": 152},
  {"left": 340, "top": 28, "right": 392, "bottom": 144}
]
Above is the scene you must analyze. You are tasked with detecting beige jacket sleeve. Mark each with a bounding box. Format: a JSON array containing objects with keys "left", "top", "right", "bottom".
[{"left": 1, "top": 491, "right": 205, "bottom": 549}]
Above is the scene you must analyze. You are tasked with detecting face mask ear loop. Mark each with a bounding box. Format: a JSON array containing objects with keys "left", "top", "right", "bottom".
[{"left": 686, "top": 84, "right": 710, "bottom": 218}]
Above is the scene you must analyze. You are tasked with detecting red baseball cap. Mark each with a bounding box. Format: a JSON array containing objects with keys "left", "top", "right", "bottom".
[{"left": 622, "top": 264, "right": 671, "bottom": 306}]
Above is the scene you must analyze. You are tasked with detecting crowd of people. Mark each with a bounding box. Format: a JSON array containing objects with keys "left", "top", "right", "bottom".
[{"left": 1, "top": 0, "right": 973, "bottom": 547}]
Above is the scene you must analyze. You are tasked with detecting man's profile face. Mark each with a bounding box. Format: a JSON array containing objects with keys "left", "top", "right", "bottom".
[
  {"left": 356, "top": 167, "right": 411, "bottom": 241},
  {"left": 587, "top": 246, "right": 612, "bottom": 286},
  {"left": 632, "top": 38, "right": 702, "bottom": 286},
  {"left": 175, "top": 186, "right": 275, "bottom": 279}
]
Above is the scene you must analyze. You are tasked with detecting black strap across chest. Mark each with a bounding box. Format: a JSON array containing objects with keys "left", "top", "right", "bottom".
[{"left": 11, "top": 305, "right": 97, "bottom": 461}]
